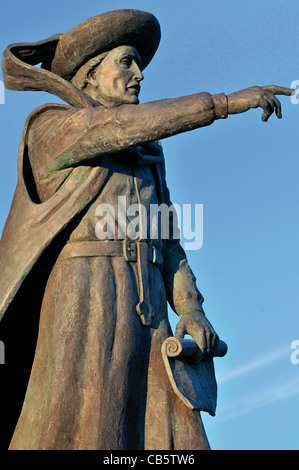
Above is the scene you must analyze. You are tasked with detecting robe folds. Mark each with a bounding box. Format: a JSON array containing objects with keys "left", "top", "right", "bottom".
[{"left": 0, "top": 102, "right": 210, "bottom": 450}]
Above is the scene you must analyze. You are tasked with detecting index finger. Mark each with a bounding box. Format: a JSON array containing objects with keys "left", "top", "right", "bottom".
[{"left": 262, "top": 85, "right": 295, "bottom": 96}]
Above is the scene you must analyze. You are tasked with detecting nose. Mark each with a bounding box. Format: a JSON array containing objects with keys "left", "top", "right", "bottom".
[{"left": 133, "top": 63, "right": 144, "bottom": 82}]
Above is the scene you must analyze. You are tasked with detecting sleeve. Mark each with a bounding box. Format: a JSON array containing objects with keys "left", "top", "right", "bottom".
[{"left": 28, "top": 92, "right": 227, "bottom": 173}]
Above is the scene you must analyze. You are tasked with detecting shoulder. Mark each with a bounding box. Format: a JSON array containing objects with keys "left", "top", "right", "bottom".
[
  {"left": 26, "top": 103, "right": 93, "bottom": 146},
  {"left": 26, "top": 103, "right": 74, "bottom": 129}
]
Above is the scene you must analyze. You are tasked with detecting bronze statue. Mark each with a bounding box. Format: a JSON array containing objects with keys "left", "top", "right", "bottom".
[{"left": 0, "top": 10, "right": 293, "bottom": 450}]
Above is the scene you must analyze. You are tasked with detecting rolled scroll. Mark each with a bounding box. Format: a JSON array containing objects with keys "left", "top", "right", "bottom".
[
  {"left": 162, "top": 336, "right": 227, "bottom": 359},
  {"left": 161, "top": 336, "right": 228, "bottom": 415}
]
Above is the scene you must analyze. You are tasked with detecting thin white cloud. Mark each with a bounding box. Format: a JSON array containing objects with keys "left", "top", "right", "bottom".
[
  {"left": 247, "top": 375, "right": 299, "bottom": 408},
  {"left": 212, "top": 344, "right": 298, "bottom": 423},
  {"left": 216, "top": 375, "right": 299, "bottom": 423},
  {"left": 217, "top": 345, "right": 290, "bottom": 384}
]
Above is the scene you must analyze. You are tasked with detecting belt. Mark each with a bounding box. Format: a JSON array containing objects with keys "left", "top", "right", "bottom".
[{"left": 58, "top": 240, "right": 163, "bottom": 327}]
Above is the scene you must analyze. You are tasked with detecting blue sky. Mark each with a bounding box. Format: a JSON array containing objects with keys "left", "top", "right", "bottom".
[{"left": 0, "top": 0, "right": 298, "bottom": 450}]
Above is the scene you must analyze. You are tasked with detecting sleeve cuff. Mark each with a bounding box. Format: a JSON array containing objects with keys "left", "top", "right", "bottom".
[
  {"left": 175, "top": 298, "right": 205, "bottom": 316},
  {"left": 213, "top": 93, "right": 228, "bottom": 119}
]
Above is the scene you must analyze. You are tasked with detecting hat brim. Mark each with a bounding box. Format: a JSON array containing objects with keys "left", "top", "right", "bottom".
[{"left": 51, "top": 9, "right": 161, "bottom": 81}]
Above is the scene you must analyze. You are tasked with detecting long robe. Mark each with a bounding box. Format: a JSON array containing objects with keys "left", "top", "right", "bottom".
[{"left": 1, "top": 103, "right": 210, "bottom": 450}]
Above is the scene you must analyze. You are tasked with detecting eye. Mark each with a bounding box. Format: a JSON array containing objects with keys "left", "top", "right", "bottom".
[{"left": 120, "top": 56, "right": 132, "bottom": 67}]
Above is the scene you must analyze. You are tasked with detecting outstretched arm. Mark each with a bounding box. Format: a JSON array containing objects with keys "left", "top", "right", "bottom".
[
  {"left": 28, "top": 85, "right": 293, "bottom": 172},
  {"left": 31, "top": 92, "right": 227, "bottom": 172}
]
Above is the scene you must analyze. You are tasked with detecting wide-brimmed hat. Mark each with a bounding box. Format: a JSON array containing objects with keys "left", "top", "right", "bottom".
[
  {"left": 51, "top": 9, "right": 161, "bottom": 81},
  {"left": 2, "top": 10, "right": 161, "bottom": 108}
]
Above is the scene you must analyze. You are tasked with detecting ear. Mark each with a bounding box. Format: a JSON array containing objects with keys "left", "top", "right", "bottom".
[{"left": 86, "top": 68, "right": 99, "bottom": 88}]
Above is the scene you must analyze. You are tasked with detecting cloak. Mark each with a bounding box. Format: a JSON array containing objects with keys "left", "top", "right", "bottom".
[
  {"left": 0, "top": 103, "right": 114, "bottom": 446},
  {"left": 0, "top": 37, "right": 118, "bottom": 446}
]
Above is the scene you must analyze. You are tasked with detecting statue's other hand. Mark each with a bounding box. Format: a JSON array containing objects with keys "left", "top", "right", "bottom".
[
  {"left": 175, "top": 310, "right": 219, "bottom": 356},
  {"left": 227, "top": 85, "right": 294, "bottom": 122}
]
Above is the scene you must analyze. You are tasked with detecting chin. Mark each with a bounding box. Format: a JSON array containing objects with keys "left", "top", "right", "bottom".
[
  {"left": 100, "top": 94, "right": 140, "bottom": 107},
  {"left": 123, "top": 95, "right": 139, "bottom": 105}
]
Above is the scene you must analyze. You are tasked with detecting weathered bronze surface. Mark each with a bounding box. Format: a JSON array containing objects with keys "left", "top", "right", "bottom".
[{"left": 0, "top": 9, "right": 293, "bottom": 450}]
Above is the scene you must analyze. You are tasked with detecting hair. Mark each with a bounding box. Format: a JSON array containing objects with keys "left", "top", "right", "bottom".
[{"left": 71, "top": 51, "right": 109, "bottom": 90}]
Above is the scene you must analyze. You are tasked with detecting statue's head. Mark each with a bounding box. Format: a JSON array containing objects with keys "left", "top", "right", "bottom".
[
  {"left": 71, "top": 45, "right": 144, "bottom": 107},
  {"left": 50, "top": 9, "right": 160, "bottom": 107},
  {"left": 1, "top": 10, "right": 160, "bottom": 108}
]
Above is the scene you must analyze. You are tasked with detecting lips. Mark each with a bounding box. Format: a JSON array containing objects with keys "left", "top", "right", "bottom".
[{"left": 127, "top": 83, "right": 141, "bottom": 94}]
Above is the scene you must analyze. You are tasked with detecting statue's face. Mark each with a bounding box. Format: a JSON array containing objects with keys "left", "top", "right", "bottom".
[{"left": 90, "top": 45, "right": 143, "bottom": 107}]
